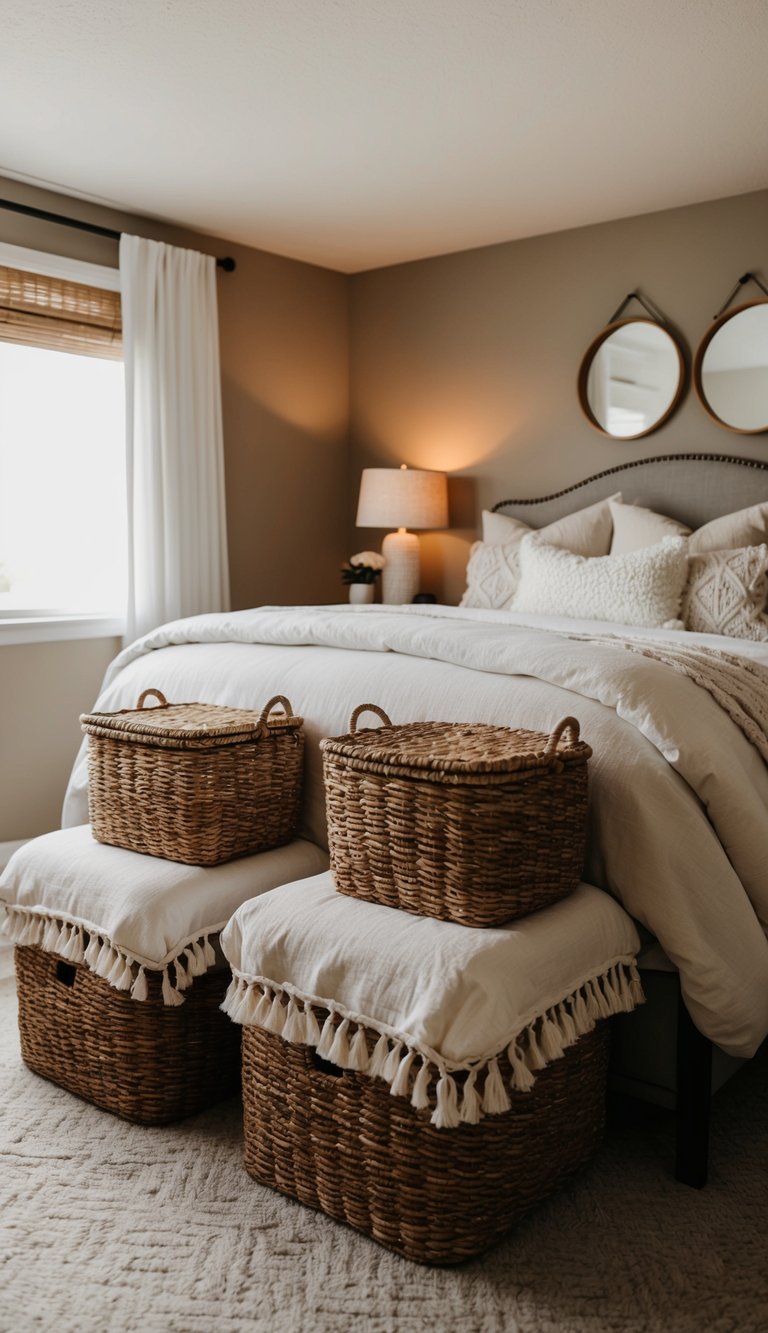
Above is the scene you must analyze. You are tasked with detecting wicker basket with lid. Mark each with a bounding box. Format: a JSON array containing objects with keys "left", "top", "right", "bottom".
[
  {"left": 321, "top": 706, "right": 591, "bottom": 927},
  {"left": 82, "top": 689, "right": 304, "bottom": 865}
]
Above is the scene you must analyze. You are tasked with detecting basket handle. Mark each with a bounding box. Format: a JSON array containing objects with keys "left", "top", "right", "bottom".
[
  {"left": 544, "top": 716, "right": 581, "bottom": 756},
  {"left": 349, "top": 703, "right": 393, "bottom": 733},
  {"left": 258, "top": 695, "right": 294, "bottom": 728},
  {"left": 136, "top": 688, "right": 168, "bottom": 710}
]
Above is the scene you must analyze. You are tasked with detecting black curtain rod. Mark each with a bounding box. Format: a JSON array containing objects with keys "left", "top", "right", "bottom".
[{"left": 0, "top": 197, "right": 236, "bottom": 271}]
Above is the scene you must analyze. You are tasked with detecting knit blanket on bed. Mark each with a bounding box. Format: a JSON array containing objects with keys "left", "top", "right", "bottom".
[{"left": 570, "top": 635, "right": 768, "bottom": 764}]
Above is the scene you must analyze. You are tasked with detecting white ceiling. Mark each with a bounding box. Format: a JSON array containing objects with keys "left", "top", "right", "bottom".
[{"left": 2, "top": 0, "right": 768, "bottom": 273}]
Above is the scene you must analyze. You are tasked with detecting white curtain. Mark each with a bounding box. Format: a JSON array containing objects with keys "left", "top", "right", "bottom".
[{"left": 119, "top": 234, "right": 230, "bottom": 643}]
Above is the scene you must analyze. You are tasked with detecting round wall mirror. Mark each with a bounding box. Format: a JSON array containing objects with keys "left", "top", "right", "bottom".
[
  {"left": 694, "top": 301, "right": 768, "bottom": 434},
  {"left": 578, "top": 318, "right": 686, "bottom": 440}
]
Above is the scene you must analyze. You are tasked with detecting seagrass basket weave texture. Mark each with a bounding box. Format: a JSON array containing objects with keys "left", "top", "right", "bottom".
[
  {"left": 15, "top": 945, "right": 241, "bottom": 1124},
  {"left": 241, "top": 1016, "right": 609, "bottom": 1264},
  {"left": 81, "top": 690, "right": 304, "bottom": 866},
  {"left": 321, "top": 706, "right": 592, "bottom": 927}
]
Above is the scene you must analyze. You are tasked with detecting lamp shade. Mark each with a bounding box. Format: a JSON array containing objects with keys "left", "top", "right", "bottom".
[{"left": 356, "top": 466, "right": 448, "bottom": 530}]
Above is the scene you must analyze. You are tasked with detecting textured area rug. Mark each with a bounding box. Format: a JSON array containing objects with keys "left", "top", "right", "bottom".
[{"left": 1, "top": 970, "right": 767, "bottom": 1333}]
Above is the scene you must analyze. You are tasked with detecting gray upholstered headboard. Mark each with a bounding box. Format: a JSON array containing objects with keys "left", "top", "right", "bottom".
[{"left": 493, "top": 454, "right": 768, "bottom": 531}]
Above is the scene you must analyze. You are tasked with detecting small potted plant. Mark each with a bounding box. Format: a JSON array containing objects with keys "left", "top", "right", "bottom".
[{"left": 341, "top": 550, "right": 385, "bottom": 604}]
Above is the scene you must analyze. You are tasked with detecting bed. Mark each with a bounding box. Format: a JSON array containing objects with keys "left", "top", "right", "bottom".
[{"left": 62, "top": 452, "right": 768, "bottom": 1186}]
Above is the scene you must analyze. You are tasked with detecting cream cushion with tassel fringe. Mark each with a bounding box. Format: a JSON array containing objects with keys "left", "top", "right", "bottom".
[
  {"left": 221, "top": 871, "right": 643, "bottom": 1128},
  {"left": 0, "top": 825, "right": 328, "bottom": 1006}
]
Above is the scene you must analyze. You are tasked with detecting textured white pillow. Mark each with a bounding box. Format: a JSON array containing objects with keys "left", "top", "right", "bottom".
[
  {"left": 482, "top": 493, "right": 621, "bottom": 556},
  {"left": 682, "top": 546, "right": 768, "bottom": 641},
  {"left": 609, "top": 499, "right": 690, "bottom": 555},
  {"left": 460, "top": 540, "right": 521, "bottom": 609},
  {"left": 512, "top": 535, "right": 689, "bottom": 628}
]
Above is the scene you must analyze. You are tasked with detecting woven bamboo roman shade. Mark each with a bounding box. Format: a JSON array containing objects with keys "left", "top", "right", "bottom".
[{"left": 0, "top": 266, "right": 122, "bottom": 358}]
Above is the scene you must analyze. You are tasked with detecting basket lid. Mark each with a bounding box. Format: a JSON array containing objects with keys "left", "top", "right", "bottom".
[
  {"left": 320, "top": 706, "right": 591, "bottom": 784},
  {"left": 81, "top": 690, "right": 302, "bottom": 751}
]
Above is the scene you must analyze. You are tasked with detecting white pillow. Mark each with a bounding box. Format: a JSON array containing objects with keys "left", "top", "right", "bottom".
[
  {"left": 609, "top": 499, "right": 690, "bottom": 555},
  {"left": 682, "top": 546, "right": 768, "bottom": 641},
  {"left": 512, "top": 535, "right": 689, "bottom": 628},
  {"left": 460, "top": 540, "right": 521, "bottom": 610},
  {"left": 482, "top": 510, "right": 531, "bottom": 546},
  {"left": 482, "top": 493, "right": 621, "bottom": 556},
  {"left": 688, "top": 502, "right": 768, "bottom": 554},
  {"left": 607, "top": 498, "right": 768, "bottom": 556}
]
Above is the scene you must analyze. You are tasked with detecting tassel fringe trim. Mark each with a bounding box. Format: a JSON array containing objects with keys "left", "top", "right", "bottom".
[
  {"left": 221, "top": 956, "right": 644, "bottom": 1128},
  {"left": 1, "top": 904, "right": 221, "bottom": 1006}
]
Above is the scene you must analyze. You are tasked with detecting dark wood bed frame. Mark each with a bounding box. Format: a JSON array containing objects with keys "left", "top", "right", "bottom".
[
  {"left": 493, "top": 452, "right": 768, "bottom": 1189},
  {"left": 676, "top": 988, "right": 713, "bottom": 1188}
]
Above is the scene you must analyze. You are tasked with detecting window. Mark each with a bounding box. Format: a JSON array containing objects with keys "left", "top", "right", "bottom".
[{"left": 0, "top": 247, "right": 126, "bottom": 636}]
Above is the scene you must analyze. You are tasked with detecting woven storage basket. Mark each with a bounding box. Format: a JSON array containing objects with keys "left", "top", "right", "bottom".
[
  {"left": 321, "top": 706, "right": 591, "bottom": 927},
  {"left": 241, "top": 1014, "right": 609, "bottom": 1264},
  {"left": 15, "top": 944, "right": 241, "bottom": 1124},
  {"left": 82, "top": 690, "right": 304, "bottom": 866}
]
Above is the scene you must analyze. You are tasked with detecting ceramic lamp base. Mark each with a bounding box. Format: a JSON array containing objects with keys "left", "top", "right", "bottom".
[{"left": 382, "top": 529, "right": 419, "bottom": 604}]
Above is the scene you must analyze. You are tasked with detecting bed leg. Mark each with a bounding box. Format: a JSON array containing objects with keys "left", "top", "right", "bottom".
[{"left": 675, "top": 989, "right": 712, "bottom": 1189}]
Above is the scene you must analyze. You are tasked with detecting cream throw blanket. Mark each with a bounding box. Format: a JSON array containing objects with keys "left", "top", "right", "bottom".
[
  {"left": 0, "top": 827, "right": 329, "bottom": 1004},
  {"left": 221, "top": 873, "right": 642, "bottom": 1128}
]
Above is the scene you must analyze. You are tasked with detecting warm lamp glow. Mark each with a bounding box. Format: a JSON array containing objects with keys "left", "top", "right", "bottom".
[
  {"left": 355, "top": 465, "right": 448, "bottom": 605},
  {"left": 356, "top": 465, "right": 448, "bottom": 531}
]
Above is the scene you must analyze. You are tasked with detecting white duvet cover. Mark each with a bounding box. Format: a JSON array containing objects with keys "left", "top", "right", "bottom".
[{"left": 63, "top": 604, "right": 768, "bottom": 1058}]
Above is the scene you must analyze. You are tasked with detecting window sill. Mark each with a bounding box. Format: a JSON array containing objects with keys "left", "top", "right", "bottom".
[{"left": 0, "top": 614, "right": 125, "bottom": 646}]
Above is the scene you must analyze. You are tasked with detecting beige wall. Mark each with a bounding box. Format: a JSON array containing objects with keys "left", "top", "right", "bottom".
[
  {"left": 0, "top": 638, "right": 119, "bottom": 840},
  {"left": 0, "top": 177, "right": 350, "bottom": 840},
  {"left": 349, "top": 188, "right": 768, "bottom": 604}
]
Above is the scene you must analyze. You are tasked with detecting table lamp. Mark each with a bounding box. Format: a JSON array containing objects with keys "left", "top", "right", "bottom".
[{"left": 355, "top": 465, "right": 449, "bottom": 603}]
